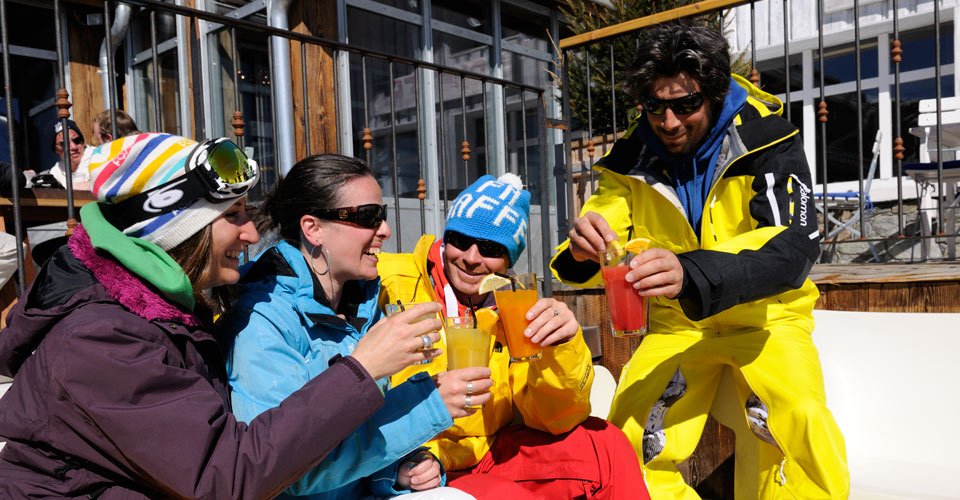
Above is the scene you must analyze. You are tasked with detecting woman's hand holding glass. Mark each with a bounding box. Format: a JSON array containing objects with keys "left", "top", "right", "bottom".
[
  {"left": 523, "top": 298, "right": 578, "bottom": 347},
  {"left": 431, "top": 366, "right": 493, "bottom": 419},
  {"left": 350, "top": 302, "right": 443, "bottom": 380},
  {"left": 397, "top": 450, "right": 442, "bottom": 492}
]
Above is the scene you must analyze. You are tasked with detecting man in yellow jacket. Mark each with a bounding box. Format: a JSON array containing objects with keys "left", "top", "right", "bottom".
[
  {"left": 551, "top": 23, "right": 848, "bottom": 500},
  {"left": 379, "top": 173, "right": 648, "bottom": 500}
]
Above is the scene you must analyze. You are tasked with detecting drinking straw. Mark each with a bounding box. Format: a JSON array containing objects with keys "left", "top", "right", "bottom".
[
  {"left": 495, "top": 272, "right": 517, "bottom": 292},
  {"left": 397, "top": 299, "right": 405, "bottom": 312},
  {"left": 467, "top": 297, "right": 477, "bottom": 328}
]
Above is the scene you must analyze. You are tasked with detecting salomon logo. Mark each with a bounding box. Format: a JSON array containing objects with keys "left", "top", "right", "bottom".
[{"left": 143, "top": 178, "right": 189, "bottom": 213}]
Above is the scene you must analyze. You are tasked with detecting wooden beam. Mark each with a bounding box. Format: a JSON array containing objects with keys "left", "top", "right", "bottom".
[{"left": 558, "top": 0, "right": 753, "bottom": 50}]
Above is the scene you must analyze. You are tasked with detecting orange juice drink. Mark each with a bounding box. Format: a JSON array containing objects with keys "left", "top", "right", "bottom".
[
  {"left": 445, "top": 316, "right": 492, "bottom": 371},
  {"left": 491, "top": 274, "right": 541, "bottom": 362}
]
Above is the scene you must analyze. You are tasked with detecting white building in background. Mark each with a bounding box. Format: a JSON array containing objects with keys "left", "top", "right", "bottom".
[{"left": 729, "top": 0, "right": 958, "bottom": 199}]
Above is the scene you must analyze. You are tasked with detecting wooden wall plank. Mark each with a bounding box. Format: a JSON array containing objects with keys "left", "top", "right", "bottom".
[{"left": 289, "top": 0, "right": 339, "bottom": 157}]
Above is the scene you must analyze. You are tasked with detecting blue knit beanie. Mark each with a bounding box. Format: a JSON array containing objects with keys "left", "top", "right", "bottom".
[{"left": 444, "top": 173, "right": 531, "bottom": 266}]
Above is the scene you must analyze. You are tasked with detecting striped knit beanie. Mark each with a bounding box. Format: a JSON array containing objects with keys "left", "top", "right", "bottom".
[
  {"left": 444, "top": 173, "right": 530, "bottom": 266},
  {"left": 87, "top": 133, "right": 241, "bottom": 250}
]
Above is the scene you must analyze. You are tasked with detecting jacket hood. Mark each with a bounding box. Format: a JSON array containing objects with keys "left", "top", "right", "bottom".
[{"left": 0, "top": 226, "right": 201, "bottom": 378}]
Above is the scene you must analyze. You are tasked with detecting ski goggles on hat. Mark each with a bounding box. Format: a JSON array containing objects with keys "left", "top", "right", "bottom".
[
  {"left": 639, "top": 92, "right": 704, "bottom": 115},
  {"left": 101, "top": 138, "right": 258, "bottom": 231},
  {"left": 314, "top": 203, "right": 388, "bottom": 229},
  {"left": 444, "top": 230, "right": 509, "bottom": 259},
  {"left": 185, "top": 138, "right": 259, "bottom": 201}
]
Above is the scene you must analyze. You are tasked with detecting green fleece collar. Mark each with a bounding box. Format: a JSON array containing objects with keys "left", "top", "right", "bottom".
[{"left": 79, "top": 203, "right": 195, "bottom": 311}]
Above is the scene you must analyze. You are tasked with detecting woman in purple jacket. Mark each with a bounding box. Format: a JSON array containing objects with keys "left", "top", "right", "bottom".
[{"left": 0, "top": 133, "right": 441, "bottom": 499}]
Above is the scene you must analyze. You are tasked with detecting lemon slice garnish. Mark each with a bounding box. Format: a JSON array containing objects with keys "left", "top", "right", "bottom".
[
  {"left": 477, "top": 274, "right": 519, "bottom": 295},
  {"left": 624, "top": 238, "right": 651, "bottom": 253}
]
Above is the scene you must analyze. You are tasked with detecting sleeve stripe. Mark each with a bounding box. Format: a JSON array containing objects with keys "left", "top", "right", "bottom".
[{"left": 764, "top": 172, "right": 782, "bottom": 227}]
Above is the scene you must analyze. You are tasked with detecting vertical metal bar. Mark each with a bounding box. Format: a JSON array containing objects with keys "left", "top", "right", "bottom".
[
  {"left": 751, "top": 2, "right": 757, "bottom": 71},
  {"left": 481, "top": 80, "right": 488, "bottom": 175},
  {"left": 301, "top": 41, "right": 310, "bottom": 157},
  {"left": 104, "top": 0, "right": 118, "bottom": 138},
  {"left": 438, "top": 71, "right": 449, "bottom": 214},
  {"left": 56, "top": 0, "right": 74, "bottom": 222},
  {"left": 783, "top": 0, "right": 791, "bottom": 122},
  {"left": 1, "top": 0, "right": 25, "bottom": 293},
  {"left": 893, "top": 0, "right": 903, "bottom": 237},
  {"left": 150, "top": 10, "right": 163, "bottom": 131},
  {"left": 388, "top": 60, "right": 402, "bottom": 248},
  {"left": 460, "top": 76, "right": 469, "bottom": 183},
  {"left": 585, "top": 47, "right": 594, "bottom": 186},
  {"left": 521, "top": 89, "right": 532, "bottom": 273},
  {"left": 610, "top": 42, "right": 617, "bottom": 139},
  {"left": 361, "top": 55, "right": 370, "bottom": 166},
  {"left": 538, "top": 92, "right": 552, "bottom": 297},
  {"left": 562, "top": 50, "right": 575, "bottom": 232},
  {"left": 267, "top": 42, "right": 280, "bottom": 173},
  {"left": 502, "top": 85, "right": 510, "bottom": 173},
  {"left": 415, "top": 67, "right": 425, "bottom": 234},
  {"left": 854, "top": 0, "right": 865, "bottom": 238},
  {"left": 818, "top": 0, "right": 830, "bottom": 239},
  {"left": 230, "top": 27, "right": 244, "bottom": 149},
  {"left": 934, "top": 0, "right": 945, "bottom": 237},
  {"left": 333, "top": 49, "right": 341, "bottom": 153}
]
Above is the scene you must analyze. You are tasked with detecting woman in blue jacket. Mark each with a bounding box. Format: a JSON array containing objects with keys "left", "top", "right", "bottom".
[{"left": 225, "top": 154, "right": 492, "bottom": 499}]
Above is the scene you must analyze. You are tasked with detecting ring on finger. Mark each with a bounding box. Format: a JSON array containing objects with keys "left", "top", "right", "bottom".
[
  {"left": 466, "top": 381, "right": 473, "bottom": 394},
  {"left": 420, "top": 334, "right": 432, "bottom": 350},
  {"left": 464, "top": 395, "right": 472, "bottom": 408},
  {"left": 551, "top": 306, "right": 560, "bottom": 317}
]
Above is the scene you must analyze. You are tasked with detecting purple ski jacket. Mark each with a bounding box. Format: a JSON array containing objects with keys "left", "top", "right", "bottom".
[{"left": 0, "top": 226, "right": 385, "bottom": 499}]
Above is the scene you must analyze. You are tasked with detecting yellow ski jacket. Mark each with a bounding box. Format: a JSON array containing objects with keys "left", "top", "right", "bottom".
[
  {"left": 379, "top": 235, "right": 595, "bottom": 471},
  {"left": 551, "top": 75, "right": 821, "bottom": 334}
]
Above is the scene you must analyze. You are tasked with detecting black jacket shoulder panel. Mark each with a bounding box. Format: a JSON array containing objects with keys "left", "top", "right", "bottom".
[
  {"left": 240, "top": 246, "right": 297, "bottom": 284},
  {"left": 29, "top": 244, "right": 99, "bottom": 311}
]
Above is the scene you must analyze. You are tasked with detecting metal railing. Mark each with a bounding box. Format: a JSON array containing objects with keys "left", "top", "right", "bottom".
[
  {"left": 0, "top": 0, "right": 556, "bottom": 296},
  {"left": 557, "top": 0, "right": 960, "bottom": 264}
]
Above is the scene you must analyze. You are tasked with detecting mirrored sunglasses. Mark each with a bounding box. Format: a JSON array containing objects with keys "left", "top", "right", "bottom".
[
  {"left": 639, "top": 92, "right": 705, "bottom": 115},
  {"left": 314, "top": 203, "right": 388, "bottom": 229},
  {"left": 444, "top": 230, "right": 508, "bottom": 259}
]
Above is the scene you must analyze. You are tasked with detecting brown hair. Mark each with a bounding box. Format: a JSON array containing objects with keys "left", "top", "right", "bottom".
[
  {"left": 166, "top": 225, "right": 234, "bottom": 317},
  {"left": 94, "top": 109, "right": 140, "bottom": 144}
]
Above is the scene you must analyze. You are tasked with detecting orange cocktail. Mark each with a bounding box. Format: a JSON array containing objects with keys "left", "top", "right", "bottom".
[{"left": 492, "top": 273, "right": 542, "bottom": 362}]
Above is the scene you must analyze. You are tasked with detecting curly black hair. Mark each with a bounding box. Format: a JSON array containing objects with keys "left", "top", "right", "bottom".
[{"left": 626, "top": 22, "right": 731, "bottom": 110}]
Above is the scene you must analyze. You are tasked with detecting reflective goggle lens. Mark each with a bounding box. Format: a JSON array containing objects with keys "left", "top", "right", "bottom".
[
  {"left": 206, "top": 140, "right": 256, "bottom": 185},
  {"left": 640, "top": 92, "right": 704, "bottom": 115}
]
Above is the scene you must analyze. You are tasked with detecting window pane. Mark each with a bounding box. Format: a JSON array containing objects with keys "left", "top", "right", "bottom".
[
  {"left": 134, "top": 51, "right": 179, "bottom": 135},
  {"left": 503, "top": 51, "right": 548, "bottom": 88},
  {"left": 898, "top": 23, "right": 953, "bottom": 73},
  {"left": 756, "top": 53, "right": 802, "bottom": 94},
  {"left": 813, "top": 38, "right": 879, "bottom": 85},
  {"left": 346, "top": 7, "right": 420, "bottom": 59},
  {"left": 432, "top": 0, "right": 490, "bottom": 35},
  {"left": 501, "top": 3, "right": 549, "bottom": 54},
  {"left": 815, "top": 89, "right": 880, "bottom": 183},
  {"left": 434, "top": 31, "right": 490, "bottom": 74}
]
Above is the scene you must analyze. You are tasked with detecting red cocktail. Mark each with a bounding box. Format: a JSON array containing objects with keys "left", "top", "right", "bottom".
[{"left": 601, "top": 265, "right": 648, "bottom": 336}]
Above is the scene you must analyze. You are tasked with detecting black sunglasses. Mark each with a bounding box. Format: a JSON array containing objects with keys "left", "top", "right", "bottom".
[
  {"left": 639, "top": 92, "right": 705, "bottom": 115},
  {"left": 59, "top": 136, "right": 85, "bottom": 147},
  {"left": 314, "top": 203, "right": 388, "bottom": 229},
  {"left": 444, "top": 230, "right": 508, "bottom": 259}
]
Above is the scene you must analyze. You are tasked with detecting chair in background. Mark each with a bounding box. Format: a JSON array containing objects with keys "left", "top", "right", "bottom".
[{"left": 815, "top": 130, "right": 882, "bottom": 261}]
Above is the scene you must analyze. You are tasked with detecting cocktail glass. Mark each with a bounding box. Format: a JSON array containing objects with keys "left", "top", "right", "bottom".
[
  {"left": 491, "top": 273, "right": 542, "bottom": 362},
  {"left": 599, "top": 242, "right": 649, "bottom": 337},
  {"left": 384, "top": 302, "right": 437, "bottom": 364}
]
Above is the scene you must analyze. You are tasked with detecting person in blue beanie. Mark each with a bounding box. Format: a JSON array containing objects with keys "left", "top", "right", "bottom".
[{"left": 379, "top": 173, "right": 648, "bottom": 500}]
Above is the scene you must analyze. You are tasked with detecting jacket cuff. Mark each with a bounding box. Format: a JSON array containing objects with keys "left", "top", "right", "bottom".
[{"left": 551, "top": 248, "right": 600, "bottom": 284}]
